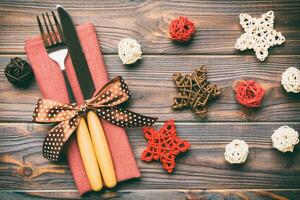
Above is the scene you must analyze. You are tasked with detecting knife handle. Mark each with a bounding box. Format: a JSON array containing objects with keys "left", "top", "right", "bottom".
[
  {"left": 87, "top": 111, "right": 117, "bottom": 188},
  {"left": 76, "top": 117, "right": 103, "bottom": 191}
]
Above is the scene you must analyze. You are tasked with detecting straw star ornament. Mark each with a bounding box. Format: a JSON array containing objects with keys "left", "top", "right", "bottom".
[
  {"left": 235, "top": 11, "right": 285, "bottom": 61},
  {"left": 172, "top": 66, "right": 221, "bottom": 118},
  {"left": 141, "top": 120, "right": 190, "bottom": 173}
]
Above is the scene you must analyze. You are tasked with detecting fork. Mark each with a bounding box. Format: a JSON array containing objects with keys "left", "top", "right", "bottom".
[
  {"left": 37, "top": 11, "right": 75, "bottom": 102},
  {"left": 37, "top": 11, "right": 104, "bottom": 191}
]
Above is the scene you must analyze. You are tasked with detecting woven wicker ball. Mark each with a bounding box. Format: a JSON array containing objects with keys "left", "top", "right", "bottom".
[
  {"left": 4, "top": 57, "right": 33, "bottom": 87},
  {"left": 224, "top": 139, "right": 249, "bottom": 164},
  {"left": 169, "top": 16, "right": 195, "bottom": 42},
  {"left": 118, "top": 38, "right": 142, "bottom": 65},
  {"left": 281, "top": 67, "right": 300, "bottom": 93}
]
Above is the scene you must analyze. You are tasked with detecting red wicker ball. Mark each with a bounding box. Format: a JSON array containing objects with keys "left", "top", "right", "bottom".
[
  {"left": 169, "top": 16, "right": 195, "bottom": 42},
  {"left": 234, "top": 80, "right": 265, "bottom": 108}
]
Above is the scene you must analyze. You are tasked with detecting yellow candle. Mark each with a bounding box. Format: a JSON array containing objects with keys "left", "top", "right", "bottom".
[
  {"left": 87, "top": 111, "right": 117, "bottom": 188},
  {"left": 76, "top": 117, "right": 103, "bottom": 191}
]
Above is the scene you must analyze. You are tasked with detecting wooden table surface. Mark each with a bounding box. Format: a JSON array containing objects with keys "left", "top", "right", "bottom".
[{"left": 1, "top": 0, "right": 300, "bottom": 199}]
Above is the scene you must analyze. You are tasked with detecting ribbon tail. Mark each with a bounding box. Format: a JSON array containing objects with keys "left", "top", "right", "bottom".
[
  {"left": 43, "top": 116, "right": 80, "bottom": 161},
  {"left": 95, "top": 107, "right": 158, "bottom": 127}
]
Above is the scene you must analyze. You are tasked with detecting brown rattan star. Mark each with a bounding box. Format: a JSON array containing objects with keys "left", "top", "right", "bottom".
[{"left": 172, "top": 65, "right": 221, "bottom": 117}]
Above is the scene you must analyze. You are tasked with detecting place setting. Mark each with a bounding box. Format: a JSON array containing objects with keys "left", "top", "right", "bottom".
[{"left": 2, "top": 3, "right": 300, "bottom": 198}]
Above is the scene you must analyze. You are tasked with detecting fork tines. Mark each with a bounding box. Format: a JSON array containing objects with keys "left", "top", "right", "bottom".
[{"left": 37, "top": 11, "right": 65, "bottom": 48}]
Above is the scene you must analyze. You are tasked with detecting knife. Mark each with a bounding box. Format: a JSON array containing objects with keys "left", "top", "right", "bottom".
[{"left": 57, "top": 6, "right": 117, "bottom": 189}]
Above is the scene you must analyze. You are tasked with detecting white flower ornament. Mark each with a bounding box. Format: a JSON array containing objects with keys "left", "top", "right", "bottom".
[
  {"left": 271, "top": 126, "right": 299, "bottom": 153},
  {"left": 224, "top": 139, "right": 249, "bottom": 164},
  {"left": 281, "top": 67, "right": 300, "bottom": 93},
  {"left": 118, "top": 38, "right": 142, "bottom": 65},
  {"left": 235, "top": 11, "right": 285, "bottom": 61}
]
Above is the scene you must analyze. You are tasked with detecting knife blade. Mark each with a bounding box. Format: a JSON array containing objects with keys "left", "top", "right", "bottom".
[
  {"left": 57, "top": 5, "right": 117, "bottom": 189},
  {"left": 57, "top": 6, "right": 94, "bottom": 100}
]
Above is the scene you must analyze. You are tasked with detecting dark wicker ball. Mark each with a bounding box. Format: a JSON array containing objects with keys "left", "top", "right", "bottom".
[{"left": 5, "top": 57, "right": 33, "bottom": 87}]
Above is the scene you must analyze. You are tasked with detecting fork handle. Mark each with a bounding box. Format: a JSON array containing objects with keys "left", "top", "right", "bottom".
[{"left": 62, "top": 69, "right": 76, "bottom": 103}]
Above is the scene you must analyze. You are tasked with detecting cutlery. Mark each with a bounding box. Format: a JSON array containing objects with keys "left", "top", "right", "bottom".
[
  {"left": 37, "top": 12, "right": 73, "bottom": 101},
  {"left": 37, "top": 11, "right": 103, "bottom": 191},
  {"left": 57, "top": 6, "right": 117, "bottom": 189}
]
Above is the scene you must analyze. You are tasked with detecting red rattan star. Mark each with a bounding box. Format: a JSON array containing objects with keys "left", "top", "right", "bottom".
[{"left": 141, "top": 119, "right": 191, "bottom": 173}]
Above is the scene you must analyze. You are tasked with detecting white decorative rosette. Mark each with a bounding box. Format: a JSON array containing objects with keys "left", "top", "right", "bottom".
[
  {"left": 224, "top": 139, "right": 249, "bottom": 164},
  {"left": 281, "top": 67, "right": 300, "bottom": 93},
  {"left": 118, "top": 38, "right": 142, "bottom": 65},
  {"left": 271, "top": 126, "right": 299, "bottom": 153}
]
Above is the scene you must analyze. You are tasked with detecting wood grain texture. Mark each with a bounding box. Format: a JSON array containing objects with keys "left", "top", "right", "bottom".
[
  {"left": 1, "top": 189, "right": 300, "bottom": 200},
  {"left": 0, "top": 122, "right": 299, "bottom": 190},
  {"left": 1, "top": 0, "right": 300, "bottom": 199},
  {"left": 0, "top": 0, "right": 300, "bottom": 54},
  {"left": 1, "top": 55, "right": 300, "bottom": 122}
]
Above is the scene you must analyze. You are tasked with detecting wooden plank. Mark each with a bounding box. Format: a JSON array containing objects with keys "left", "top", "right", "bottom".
[
  {"left": 0, "top": 122, "right": 299, "bottom": 190},
  {"left": 1, "top": 55, "right": 300, "bottom": 122},
  {"left": 1, "top": 1, "right": 300, "bottom": 199},
  {"left": 0, "top": 189, "right": 299, "bottom": 200},
  {"left": 0, "top": 0, "right": 300, "bottom": 54}
]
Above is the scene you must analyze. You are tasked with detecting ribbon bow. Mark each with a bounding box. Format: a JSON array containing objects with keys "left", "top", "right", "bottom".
[{"left": 33, "top": 76, "right": 158, "bottom": 161}]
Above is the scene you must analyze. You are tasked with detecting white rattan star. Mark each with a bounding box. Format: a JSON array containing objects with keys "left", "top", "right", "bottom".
[{"left": 235, "top": 11, "right": 285, "bottom": 61}]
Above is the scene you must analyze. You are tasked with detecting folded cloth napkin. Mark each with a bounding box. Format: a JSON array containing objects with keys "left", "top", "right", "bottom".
[{"left": 25, "top": 22, "right": 141, "bottom": 195}]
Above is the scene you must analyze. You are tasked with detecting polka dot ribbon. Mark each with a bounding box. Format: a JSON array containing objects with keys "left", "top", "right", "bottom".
[{"left": 32, "top": 76, "right": 158, "bottom": 161}]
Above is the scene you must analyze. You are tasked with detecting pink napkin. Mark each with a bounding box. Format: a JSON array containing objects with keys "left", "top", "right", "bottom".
[{"left": 25, "top": 23, "right": 141, "bottom": 195}]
